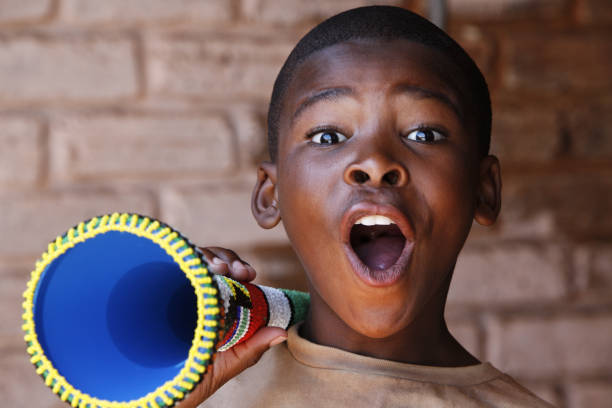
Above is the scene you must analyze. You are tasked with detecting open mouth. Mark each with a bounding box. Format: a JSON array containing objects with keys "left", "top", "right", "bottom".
[{"left": 349, "top": 215, "right": 406, "bottom": 271}]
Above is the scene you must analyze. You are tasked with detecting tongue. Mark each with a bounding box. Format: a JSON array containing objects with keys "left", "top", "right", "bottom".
[{"left": 353, "top": 235, "right": 404, "bottom": 270}]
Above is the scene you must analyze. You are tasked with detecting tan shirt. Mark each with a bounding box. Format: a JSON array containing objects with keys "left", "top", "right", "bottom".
[{"left": 203, "top": 325, "right": 554, "bottom": 407}]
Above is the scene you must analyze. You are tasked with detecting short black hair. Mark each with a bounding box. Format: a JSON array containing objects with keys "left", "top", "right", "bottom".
[{"left": 267, "top": 6, "right": 491, "bottom": 161}]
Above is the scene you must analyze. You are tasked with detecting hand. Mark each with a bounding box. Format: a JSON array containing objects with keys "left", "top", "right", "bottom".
[
  {"left": 199, "top": 246, "right": 257, "bottom": 282},
  {"left": 175, "top": 326, "right": 287, "bottom": 408},
  {"left": 175, "top": 247, "right": 288, "bottom": 408}
]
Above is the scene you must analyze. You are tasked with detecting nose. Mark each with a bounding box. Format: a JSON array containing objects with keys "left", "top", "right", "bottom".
[{"left": 343, "top": 153, "right": 409, "bottom": 188}]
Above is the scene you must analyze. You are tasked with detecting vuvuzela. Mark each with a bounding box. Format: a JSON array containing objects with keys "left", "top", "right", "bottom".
[{"left": 22, "top": 213, "right": 309, "bottom": 408}]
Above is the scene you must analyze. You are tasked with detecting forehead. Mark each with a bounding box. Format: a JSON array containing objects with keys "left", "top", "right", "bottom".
[{"left": 281, "top": 39, "right": 470, "bottom": 128}]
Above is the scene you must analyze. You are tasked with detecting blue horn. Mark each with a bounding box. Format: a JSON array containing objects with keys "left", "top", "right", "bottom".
[{"left": 22, "top": 213, "right": 309, "bottom": 408}]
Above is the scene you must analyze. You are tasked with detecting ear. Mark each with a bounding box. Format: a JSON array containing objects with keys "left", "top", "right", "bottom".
[
  {"left": 474, "top": 155, "right": 502, "bottom": 226},
  {"left": 251, "top": 161, "right": 281, "bottom": 229}
]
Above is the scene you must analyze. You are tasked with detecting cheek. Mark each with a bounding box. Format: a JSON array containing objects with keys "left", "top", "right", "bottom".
[
  {"left": 279, "top": 156, "right": 319, "bottom": 218},
  {"left": 277, "top": 155, "right": 334, "bottom": 251},
  {"left": 276, "top": 153, "right": 350, "bottom": 292},
  {"left": 420, "top": 151, "right": 478, "bottom": 243},
  {"left": 278, "top": 150, "right": 347, "bottom": 224}
]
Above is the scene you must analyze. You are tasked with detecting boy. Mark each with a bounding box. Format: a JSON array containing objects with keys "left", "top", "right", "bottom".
[{"left": 180, "top": 6, "right": 553, "bottom": 407}]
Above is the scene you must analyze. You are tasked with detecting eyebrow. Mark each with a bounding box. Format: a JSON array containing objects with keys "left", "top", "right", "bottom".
[
  {"left": 392, "top": 83, "right": 463, "bottom": 121},
  {"left": 292, "top": 87, "right": 354, "bottom": 122},
  {"left": 291, "top": 84, "right": 463, "bottom": 124}
]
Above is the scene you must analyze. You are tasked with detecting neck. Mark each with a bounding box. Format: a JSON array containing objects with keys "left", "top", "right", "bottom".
[{"left": 300, "top": 281, "right": 479, "bottom": 367}]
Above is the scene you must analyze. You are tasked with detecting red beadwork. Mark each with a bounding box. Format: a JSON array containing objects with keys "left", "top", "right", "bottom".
[{"left": 239, "top": 283, "right": 269, "bottom": 344}]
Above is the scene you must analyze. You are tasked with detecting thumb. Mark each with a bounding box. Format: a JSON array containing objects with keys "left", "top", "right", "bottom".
[
  {"left": 175, "top": 327, "right": 287, "bottom": 408},
  {"left": 221, "top": 327, "right": 288, "bottom": 379}
]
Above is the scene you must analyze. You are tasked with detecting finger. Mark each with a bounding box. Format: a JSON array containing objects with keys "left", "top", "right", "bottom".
[
  {"left": 230, "top": 260, "right": 254, "bottom": 282},
  {"left": 175, "top": 328, "right": 287, "bottom": 408},
  {"left": 199, "top": 248, "right": 231, "bottom": 275},
  {"left": 243, "top": 264, "right": 257, "bottom": 281},
  {"left": 204, "top": 247, "right": 241, "bottom": 264},
  {"left": 218, "top": 327, "right": 287, "bottom": 381},
  {"left": 199, "top": 247, "right": 257, "bottom": 282}
]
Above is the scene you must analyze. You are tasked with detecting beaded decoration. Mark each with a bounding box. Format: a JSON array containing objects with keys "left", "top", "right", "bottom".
[
  {"left": 22, "top": 213, "right": 310, "bottom": 408},
  {"left": 22, "top": 213, "right": 220, "bottom": 408},
  {"left": 214, "top": 276, "right": 310, "bottom": 352}
]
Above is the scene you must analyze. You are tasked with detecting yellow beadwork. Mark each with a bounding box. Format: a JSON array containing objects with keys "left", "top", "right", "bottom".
[{"left": 22, "top": 213, "right": 220, "bottom": 408}]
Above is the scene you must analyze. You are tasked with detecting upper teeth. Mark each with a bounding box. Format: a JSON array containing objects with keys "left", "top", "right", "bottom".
[{"left": 355, "top": 215, "right": 395, "bottom": 226}]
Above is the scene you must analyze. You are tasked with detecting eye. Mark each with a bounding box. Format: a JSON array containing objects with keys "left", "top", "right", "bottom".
[
  {"left": 404, "top": 128, "right": 446, "bottom": 143},
  {"left": 310, "top": 130, "right": 348, "bottom": 145}
]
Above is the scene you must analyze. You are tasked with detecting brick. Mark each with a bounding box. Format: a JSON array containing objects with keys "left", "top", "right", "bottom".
[
  {"left": 566, "top": 98, "right": 612, "bottom": 159},
  {"left": 589, "top": 247, "right": 612, "bottom": 289},
  {"left": 0, "top": 0, "right": 52, "bottom": 24},
  {"left": 451, "top": 25, "right": 496, "bottom": 78},
  {"left": 161, "top": 186, "right": 289, "bottom": 249},
  {"left": 241, "top": 0, "right": 403, "bottom": 25},
  {"left": 400, "top": 0, "right": 427, "bottom": 16},
  {"left": 50, "top": 115, "right": 235, "bottom": 180},
  {"left": 61, "top": 0, "right": 231, "bottom": 24},
  {"left": 567, "top": 382, "right": 612, "bottom": 408},
  {"left": 0, "top": 36, "right": 138, "bottom": 104},
  {"left": 0, "top": 264, "right": 31, "bottom": 341},
  {"left": 231, "top": 107, "right": 268, "bottom": 166},
  {"left": 447, "top": 0, "right": 571, "bottom": 20},
  {"left": 573, "top": 244, "right": 612, "bottom": 297},
  {"left": 147, "top": 35, "right": 294, "bottom": 100},
  {"left": 500, "top": 174, "right": 612, "bottom": 240},
  {"left": 486, "top": 315, "right": 612, "bottom": 378},
  {"left": 0, "top": 117, "right": 42, "bottom": 187},
  {"left": 0, "top": 192, "right": 155, "bottom": 257},
  {"left": 490, "top": 106, "right": 561, "bottom": 163},
  {"left": 0, "top": 350, "right": 66, "bottom": 408},
  {"left": 503, "top": 32, "right": 612, "bottom": 93},
  {"left": 446, "top": 319, "right": 480, "bottom": 357},
  {"left": 576, "top": 0, "right": 612, "bottom": 24},
  {"left": 448, "top": 244, "right": 566, "bottom": 305},
  {"left": 496, "top": 206, "right": 557, "bottom": 241}
]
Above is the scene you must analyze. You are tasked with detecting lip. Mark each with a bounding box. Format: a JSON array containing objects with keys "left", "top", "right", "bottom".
[{"left": 340, "top": 201, "right": 415, "bottom": 287}]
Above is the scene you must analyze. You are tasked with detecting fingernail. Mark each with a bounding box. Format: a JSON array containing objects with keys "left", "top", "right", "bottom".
[
  {"left": 269, "top": 336, "right": 287, "bottom": 347},
  {"left": 212, "top": 257, "right": 224, "bottom": 264},
  {"left": 232, "top": 260, "right": 247, "bottom": 272}
]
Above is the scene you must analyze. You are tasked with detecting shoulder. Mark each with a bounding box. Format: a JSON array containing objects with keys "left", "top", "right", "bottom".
[
  {"left": 201, "top": 342, "right": 297, "bottom": 408},
  {"left": 201, "top": 326, "right": 556, "bottom": 408},
  {"left": 469, "top": 370, "right": 556, "bottom": 408}
]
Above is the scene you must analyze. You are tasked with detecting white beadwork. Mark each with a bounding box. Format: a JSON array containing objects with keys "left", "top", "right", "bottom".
[
  {"left": 213, "top": 275, "right": 232, "bottom": 314},
  {"left": 259, "top": 285, "right": 291, "bottom": 329}
]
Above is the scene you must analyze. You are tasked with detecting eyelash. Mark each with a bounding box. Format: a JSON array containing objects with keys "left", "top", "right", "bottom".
[
  {"left": 306, "top": 126, "right": 349, "bottom": 144},
  {"left": 305, "top": 124, "right": 448, "bottom": 144},
  {"left": 402, "top": 125, "right": 448, "bottom": 144}
]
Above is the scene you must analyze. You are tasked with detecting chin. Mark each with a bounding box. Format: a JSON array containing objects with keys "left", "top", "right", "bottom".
[{"left": 346, "top": 306, "right": 413, "bottom": 340}]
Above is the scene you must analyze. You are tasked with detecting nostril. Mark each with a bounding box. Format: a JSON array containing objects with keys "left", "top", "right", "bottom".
[
  {"left": 351, "top": 169, "right": 370, "bottom": 184},
  {"left": 382, "top": 169, "right": 400, "bottom": 186}
]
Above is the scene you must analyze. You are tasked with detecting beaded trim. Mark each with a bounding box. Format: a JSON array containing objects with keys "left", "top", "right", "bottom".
[
  {"left": 22, "top": 213, "right": 220, "bottom": 408},
  {"left": 214, "top": 276, "right": 251, "bottom": 352},
  {"left": 214, "top": 276, "right": 298, "bottom": 352},
  {"left": 259, "top": 286, "right": 292, "bottom": 329}
]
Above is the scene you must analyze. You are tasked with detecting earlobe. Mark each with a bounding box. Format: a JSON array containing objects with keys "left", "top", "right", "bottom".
[
  {"left": 251, "top": 161, "right": 281, "bottom": 229},
  {"left": 474, "top": 155, "right": 502, "bottom": 226}
]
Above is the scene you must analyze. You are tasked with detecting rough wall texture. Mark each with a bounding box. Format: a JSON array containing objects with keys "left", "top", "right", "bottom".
[{"left": 1, "top": 0, "right": 610, "bottom": 407}]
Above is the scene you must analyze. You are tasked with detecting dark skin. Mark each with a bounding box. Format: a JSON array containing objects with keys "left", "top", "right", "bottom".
[{"left": 178, "top": 38, "right": 501, "bottom": 407}]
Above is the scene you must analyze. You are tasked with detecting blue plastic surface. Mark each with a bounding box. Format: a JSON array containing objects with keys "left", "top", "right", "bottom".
[{"left": 33, "top": 231, "right": 198, "bottom": 401}]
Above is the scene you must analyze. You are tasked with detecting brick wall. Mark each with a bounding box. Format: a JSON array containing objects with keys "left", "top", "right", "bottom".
[{"left": 1, "top": 0, "right": 610, "bottom": 407}]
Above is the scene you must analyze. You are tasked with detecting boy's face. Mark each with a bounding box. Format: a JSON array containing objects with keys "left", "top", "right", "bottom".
[{"left": 254, "top": 39, "right": 500, "bottom": 339}]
